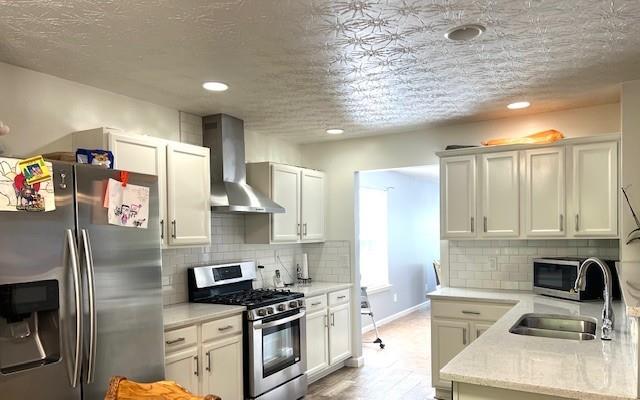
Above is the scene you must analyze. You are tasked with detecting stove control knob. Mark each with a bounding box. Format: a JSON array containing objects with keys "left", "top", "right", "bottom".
[
  {"left": 297, "top": 300, "right": 305, "bottom": 307},
  {"left": 289, "top": 301, "right": 298, "bottom": 309},
  {"left": 266, "top": 307, "right": 274, "bottom": 315},
  {"left": 257, "top": 309, "right": 267, "bottom": 317},
  {"left": 277, "top": 304, "right": 286, "bottom": 312}
]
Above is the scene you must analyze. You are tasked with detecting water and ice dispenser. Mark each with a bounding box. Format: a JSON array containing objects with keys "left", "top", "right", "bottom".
[{"left": 0, "top": 280, "right": 61, "bottom": 374}]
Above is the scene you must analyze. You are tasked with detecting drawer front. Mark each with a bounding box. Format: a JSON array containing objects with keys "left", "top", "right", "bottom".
[
  {"left": 164, "top": 325, "right": 198, "bottom": 352},
  {"left": 328, "top": 289, "right": 350, "bottom": 306},
  {"left": 306, "top": 295, "right": 327, "bottom": 313},
  {"left": 431, "top": 300, "right": 513, "bottom": 322},
  {"left": 202, "top": 314, "right": 243, "bottom": 342}
]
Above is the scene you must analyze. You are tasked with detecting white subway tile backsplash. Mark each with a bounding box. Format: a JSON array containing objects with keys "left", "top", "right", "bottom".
[
  {"left": 161, "top": 214, "right": 351, "bottom": 305},
  {"left": 448, "top": 239, "right": 619, "bottom": 291}
]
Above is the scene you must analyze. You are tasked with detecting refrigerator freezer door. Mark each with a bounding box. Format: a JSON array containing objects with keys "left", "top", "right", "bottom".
[
  {"left": 0, "top": 161, "right": 81, "bottom": 400},
  {"left": 74, "top": 165, "right": 164, "bottom": 400}
]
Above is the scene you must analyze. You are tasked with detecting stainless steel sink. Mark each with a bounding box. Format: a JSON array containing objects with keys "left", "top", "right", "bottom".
[{"left": 510, "top": 313, "right": 597, "bottom": 341}]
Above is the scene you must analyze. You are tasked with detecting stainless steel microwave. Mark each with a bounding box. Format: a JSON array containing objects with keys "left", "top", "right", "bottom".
[{"left": 533, "top": 257, "right": 621, "bottom": 301}]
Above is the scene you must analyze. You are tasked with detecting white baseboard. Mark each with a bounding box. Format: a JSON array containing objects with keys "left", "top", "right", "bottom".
[
  {"left": 344, "top": 356, "right": 364, "bottom": 368},
  {"left": 361, "top": 301, "right": 430, "bottom": 334}
]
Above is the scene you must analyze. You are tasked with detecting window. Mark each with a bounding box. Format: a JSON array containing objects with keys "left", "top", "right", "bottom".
[{"left": 358, "top": 187, "right": 389, "bottom": 290}]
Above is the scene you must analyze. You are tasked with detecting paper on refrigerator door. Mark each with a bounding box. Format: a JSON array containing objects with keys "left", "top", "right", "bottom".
[
  {"left": 0, "top": 156, "right": 56, "bottom": 212},
  {"left": 105, "top": 178, "right": 149, "bottom": 228}
]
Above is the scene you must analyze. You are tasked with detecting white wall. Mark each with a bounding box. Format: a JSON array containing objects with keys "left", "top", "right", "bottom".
[
  {"left": 621, "top": 81, "right": 640, "bottom": 262},
  {"left": 0, "top": 61, "right": 180, "bottom": 156},
  {"left": 0, "top": 61, "right": 302, "bottom": 165},
  {"left": 245, "top": 130, "right": 302, "bottom": 166},
  {"left": 301, "top": 103, "right": 620, "bottom": 242}
]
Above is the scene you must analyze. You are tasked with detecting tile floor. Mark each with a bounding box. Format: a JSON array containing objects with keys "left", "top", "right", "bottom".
[{"left": 306, "top": 305, "right": 436, "bottom": 400}]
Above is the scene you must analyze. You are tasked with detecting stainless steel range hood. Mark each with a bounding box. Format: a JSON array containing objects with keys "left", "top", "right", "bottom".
[{"left": 203, "top": 114, "right": 285, "bottom": 214}]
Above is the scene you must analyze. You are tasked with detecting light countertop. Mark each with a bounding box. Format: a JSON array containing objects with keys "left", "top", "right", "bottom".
[
  {"left": 289, "top": 281, "right": 353, "bottom": 297},
  {"left": 428, "top": 287, "right": 638, "bottom": 400},
  {"left": 163, "top": 303, "right": 245, "bottom": 330}
]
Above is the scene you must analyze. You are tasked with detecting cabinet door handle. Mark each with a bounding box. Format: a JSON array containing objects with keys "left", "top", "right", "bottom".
[
  {"left": 217, "top": 325, "right": 233, "bottom": 332},
  {"left": 297, "top": 223, "right": 301, "bottom": 236},
  {"left": 160, "top": 219, "right": 164, "bottom": 239},
  {"left": 194, "top": 355, "right": 199, "bottom": 377},
  {"left": 337, "top": 295, "right": 346, "bottom": 300},
  {"left": 171, "top": 220, "right": 177, "bottom": 238},
  {"left": 303, "top": 223, "right": 308, "bottom": 236},
  {"left": 462, "top": 328, "right": 467, "bottom": 345},
  {"left": 331, "top": 313, "right": 335, "bottom": 327},
  {"left": 462, "top": 310, "right": 481, "bottom": 315},
  {"left": 205, "top": 351, "right": 211, "bottom": 372},
  {"left": 575, "top": 214, "right": 580, "bottom": 232},
  {"left": 483, "top": 216, "right": 487, "bottom": 233},
  {"left": 559, "top": 214, "right": 564, "bottom": 231},
  {"left": 311, "top": 302, "right": 322, "bottom": 306},
  {"left": 470, "top": 217, "right": 474, "bottom": 233},
  {"left": 165, "top": 337, "right": 185, "bottom": 345},
  {"left": 323, "top": 314, "right": 328, "bottom": 328}
]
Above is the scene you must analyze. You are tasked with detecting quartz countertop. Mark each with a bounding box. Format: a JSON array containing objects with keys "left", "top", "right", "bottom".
[
  {"left": 163, "top": 303, "right": 246, "bottom": 330},
  {"left": 428, "top": 287, "right": 638, "bottom": 400},
  {"left": 289, "top": 282, "right": 353, "bottom": 297}
]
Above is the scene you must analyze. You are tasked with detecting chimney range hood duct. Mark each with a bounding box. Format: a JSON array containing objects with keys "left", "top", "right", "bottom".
[{"left": 203, "top": 113, "right": 285, "bottom": 214}]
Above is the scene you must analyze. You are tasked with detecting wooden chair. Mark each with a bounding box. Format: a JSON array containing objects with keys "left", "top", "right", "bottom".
[{"left": 104, "top": 376, "right": 221, "bottom": 400}]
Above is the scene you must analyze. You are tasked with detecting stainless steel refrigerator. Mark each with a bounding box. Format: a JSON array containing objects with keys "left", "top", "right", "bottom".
[{"left": 0, "top": 161, "right": 165, "bottom": 399}]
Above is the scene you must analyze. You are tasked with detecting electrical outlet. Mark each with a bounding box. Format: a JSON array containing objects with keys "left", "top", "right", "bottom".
[
  {"left": 489, "top": 257, "right": 497, "bottom": 271},
  {"left": 393, "top": 293, "right": 398, "bottom": 302}
]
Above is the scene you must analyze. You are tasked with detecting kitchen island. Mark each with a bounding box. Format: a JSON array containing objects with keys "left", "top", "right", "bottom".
[{"left": 428, "top": 288, "right": 638, "bottom": 400}]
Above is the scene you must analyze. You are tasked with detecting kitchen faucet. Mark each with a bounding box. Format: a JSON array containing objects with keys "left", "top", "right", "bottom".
[{"left": 572, "top": 257, "right": 615, "bottom": 340}]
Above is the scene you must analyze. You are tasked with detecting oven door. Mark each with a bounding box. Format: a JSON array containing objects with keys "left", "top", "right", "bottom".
[
  {"left": 533, "top": 259, "right": 580, "bottom": 300},
  {"left": 249, "top": 309, "right": 307, "bottom": 398}
]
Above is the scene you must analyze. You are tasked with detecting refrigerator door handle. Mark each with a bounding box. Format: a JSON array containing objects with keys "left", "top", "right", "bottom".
[
  {"left": 81, "top": 229, "right": 97, "bottom": 384},
  {"left": 66, "top": 229, "right": 83, "bottom": 388}
]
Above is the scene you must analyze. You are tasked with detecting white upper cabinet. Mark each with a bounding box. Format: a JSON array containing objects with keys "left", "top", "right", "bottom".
[
  {"left": 108, "top": 133, "right": 169, "bottom": 244},
  {"left": 166, "top": 142, "right": 211, "bottom": 246},
  {"left": 480, "top": 151, "right": 519, "bottom": 237},
  {"left": 271, "top": 164, "right": 301, "bottom": 242},
  {"left": 441, "top": 155, "right": 476, "bottom": 238},
  {"left": 523, "top": 147, "right": 565, "bottom": 237},
  {"left": 72, "top": 128, "right": 212, "bottom": 247},
  {"left": 301, "top": 169, "right": 326, "bottom": 242},
  {"left": 438, "top": 135, "right": 619, "bottom": 240},
  {"left": 246, "top": 162, "right": 326, "bottom": 244},
  {"left": 570, "top": 141, "right": 618, "bottom": 237}
]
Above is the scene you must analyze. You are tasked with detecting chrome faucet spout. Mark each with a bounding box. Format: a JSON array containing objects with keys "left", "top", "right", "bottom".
[{"left": 573, "top": 257, "right": 615, "bottom": 340}]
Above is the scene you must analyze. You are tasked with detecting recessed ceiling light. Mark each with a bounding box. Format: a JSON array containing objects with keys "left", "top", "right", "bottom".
[
  {"left": 507, "top": 101, "right": 531, "bottom": 110},
  {"left": 445, "top": 24, "right": 486, "bottom": 41},
  {"left": 202, "top": 81, "right": 229, "bottom": 92},
  {"left": 326, "top": 128, "right": 344, "bottom": 135}
]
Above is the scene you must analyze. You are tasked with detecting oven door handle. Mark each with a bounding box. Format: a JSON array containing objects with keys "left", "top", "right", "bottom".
[{"left": 254, "top": 310, "right": 306, "bottom": 330}]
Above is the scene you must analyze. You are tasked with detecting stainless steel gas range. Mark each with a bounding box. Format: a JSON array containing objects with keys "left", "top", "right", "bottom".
[{"left": 188, "top": 261, "right": 307, "bottom": 400}]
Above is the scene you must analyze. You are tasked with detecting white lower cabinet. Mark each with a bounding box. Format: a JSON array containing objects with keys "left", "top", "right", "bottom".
[
  {"left": 431, "top": 299, "right": 513, "bottom": 400},
  {"left": 306, "top": 309, "right": 329, "bottom": 376},
  {"left": 164, "top": 314, "right": 243, "bottom": 399},
  {"left": 165, "top": 346, "right": 199, "bottom": 394},
  {"left": 432, "top": 319, "right": 469, "bottom": 389},
  {"left": 328, "top": 303, "right": 352, "bottom": 365},
  {"left": 202, "top": 335, "right": 243, "bottom": 400},
  {"left": 305, "top": 290, "right": 352, "bottom": 383}
]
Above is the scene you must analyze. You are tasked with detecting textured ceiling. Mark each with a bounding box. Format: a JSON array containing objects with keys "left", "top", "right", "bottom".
[{"left": 1, "top": 0, "right": 640, "bottom": 143}]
